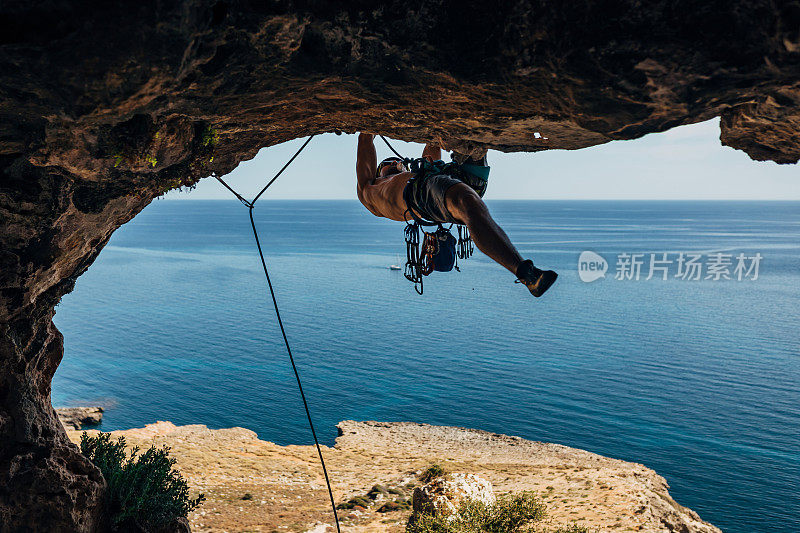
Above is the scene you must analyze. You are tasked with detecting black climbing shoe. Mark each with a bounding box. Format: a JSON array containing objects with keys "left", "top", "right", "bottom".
[{"left": 515, "top": 259, "right": 558, "bottom": 297}]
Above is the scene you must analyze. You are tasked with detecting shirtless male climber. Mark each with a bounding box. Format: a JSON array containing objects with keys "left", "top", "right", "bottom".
[{"left": 355, "top": 133, "right": 558, "bottom": 297}]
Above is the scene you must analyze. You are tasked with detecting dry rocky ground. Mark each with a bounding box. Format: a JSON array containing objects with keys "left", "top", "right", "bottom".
[{"left": 67, "top": 420, "right": 720, "bottom": 533}]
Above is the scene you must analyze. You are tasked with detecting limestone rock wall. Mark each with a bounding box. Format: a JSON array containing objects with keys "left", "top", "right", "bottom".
[{"left": 1, "top": 1, "right": 798, "bottom": 530}]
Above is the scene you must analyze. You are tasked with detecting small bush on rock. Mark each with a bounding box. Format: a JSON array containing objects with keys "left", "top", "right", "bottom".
[
  {"left": 407, "top": 491, "right": 546, "bottom": 533},
  {"left": 479, "top": 492, "right": 546, "bottom": 531},
  {"left": 80, "top": 432, "right": 204, "bottom": 531},
  {"left": 419, "top": 464, "right": 448, "bottom": 483}
]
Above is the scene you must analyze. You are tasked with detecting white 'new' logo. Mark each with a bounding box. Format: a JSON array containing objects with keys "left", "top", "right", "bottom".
[{"left": 578, "top": 251, "right": 607, "bottom": 282}]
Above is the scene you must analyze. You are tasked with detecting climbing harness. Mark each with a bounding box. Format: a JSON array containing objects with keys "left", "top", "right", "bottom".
[
  {"left": 401, "top": 184, "right": 465, "bottom": 294},
  {"left": 380, "top": 135, "right": 477, "bottom": 294},
  {"left": 212, "top": 135, "right": 342, "bottom": 533}
]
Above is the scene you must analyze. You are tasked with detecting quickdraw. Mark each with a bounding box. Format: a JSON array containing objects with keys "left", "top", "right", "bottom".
[
  {"left": 457, "top": 225, "right": 474, "bottom": 260},
  {"left": 404, "top": 221, "right": 425, "bottom": 293}
]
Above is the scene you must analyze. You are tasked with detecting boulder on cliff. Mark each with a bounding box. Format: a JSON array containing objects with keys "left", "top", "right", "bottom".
[{"left": 411, "top": 473, "right": 495, "bottom": 521}]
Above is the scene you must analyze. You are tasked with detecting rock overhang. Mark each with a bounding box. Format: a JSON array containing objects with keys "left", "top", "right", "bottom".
[{"left": 0, "top": 1, "right": 798, "bottom": 530}]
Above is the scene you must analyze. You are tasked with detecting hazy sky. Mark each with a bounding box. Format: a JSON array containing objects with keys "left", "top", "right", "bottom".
[{"left": 165, "top": 118, "right": 799, "bottom": 201}]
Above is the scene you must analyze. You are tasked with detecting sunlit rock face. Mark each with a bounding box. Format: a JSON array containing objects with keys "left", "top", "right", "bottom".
[{"left": 0, "top": 1, "right": 797, "bottom": 529}]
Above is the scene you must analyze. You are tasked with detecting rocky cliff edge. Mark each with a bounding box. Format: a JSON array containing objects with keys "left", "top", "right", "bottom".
[{"left": 69, "top": 420, "right": 720, "bottom": 533}]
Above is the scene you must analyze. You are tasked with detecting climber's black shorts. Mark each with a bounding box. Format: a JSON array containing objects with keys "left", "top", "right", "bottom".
[{"left": 406, "top": 173, "right": 464, "bottom": 224}]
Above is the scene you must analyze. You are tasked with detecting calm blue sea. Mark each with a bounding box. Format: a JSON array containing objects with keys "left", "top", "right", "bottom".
[{"left": 53, "top": 200, "right": 799, "bottom": 533}]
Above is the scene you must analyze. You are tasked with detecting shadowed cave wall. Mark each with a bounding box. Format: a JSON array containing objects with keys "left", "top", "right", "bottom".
[{"left": 0, "top": 1, "right": 798, "bottom": 530}]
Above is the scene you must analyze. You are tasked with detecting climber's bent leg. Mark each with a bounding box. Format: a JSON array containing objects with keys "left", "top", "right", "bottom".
[
  {"left": 444, "top": 183, "right": 558, "bottom": 296},
  {"left": 444, "top": 183, "right": 523, "bottom": 274}
]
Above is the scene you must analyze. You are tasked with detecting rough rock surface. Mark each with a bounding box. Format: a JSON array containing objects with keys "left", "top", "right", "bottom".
[
  {"left": 411, "top": 473, "right": 496, "bottom": 519},
  {"left": 1, "top": 2, "right": 798, "bottom": 530},
  {"left": 67, "top": 420, "right": 720, "bottom": 532},
  {"left": 56, "top": 407, "right": 104, "bottom": 430}
]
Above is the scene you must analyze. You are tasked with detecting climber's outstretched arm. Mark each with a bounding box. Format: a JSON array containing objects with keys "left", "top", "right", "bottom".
[{"left": 356, "top": 133, "right": 377, "bottom": 200}]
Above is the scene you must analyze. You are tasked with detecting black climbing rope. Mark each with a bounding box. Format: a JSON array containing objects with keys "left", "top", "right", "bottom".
[
  {"left": 213, "top": 135, "right": 342, "bottom": 533},
  {"left": 380, "top": 134, "right": 407, "bottom": 161}
]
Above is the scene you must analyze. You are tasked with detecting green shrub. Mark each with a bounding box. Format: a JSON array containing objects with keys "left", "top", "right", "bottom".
[
  {"left": 407, "top": 491, "right": 546, "bottom": 533},
  {"left": 419, "top": 464, "right": 448, "bottom": 483},
  {"left": 479, "top": 492, "right": 546, "bottom": 532},
  {"left": 407, "top": 512, "right": 452, "bottom": 533},
  {"left": 337, "top": 495, "right": 372, "bottom": 510},
  {"left": 378, "top": 501, "right": 402, "bottom": 513},
  {"left": 80, "top": 432, "right": 205, "bottom": 530},
  {"left": 368, "top": 484, "right": 390, "bottom": 499}
]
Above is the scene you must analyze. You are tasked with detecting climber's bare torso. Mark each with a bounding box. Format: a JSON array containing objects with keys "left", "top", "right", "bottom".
[
  {"left": 358, "top": 167, "right": 413, "bottom": 222},
  {"left": 355, "top": 134, "right": 439, "bottom": 222}
]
